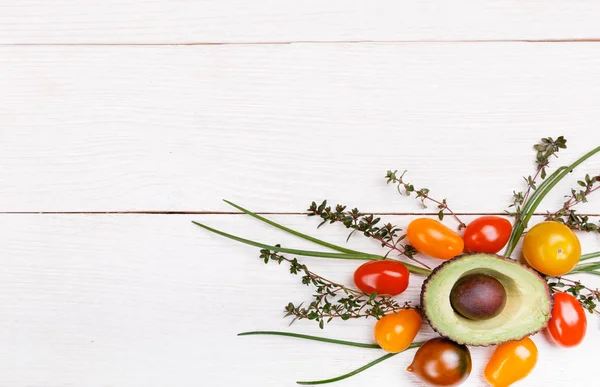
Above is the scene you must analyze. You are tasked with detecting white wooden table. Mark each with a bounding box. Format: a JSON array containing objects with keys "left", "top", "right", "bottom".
[{"left": 2, "top": 2, "right": 600, "bottom": 386}]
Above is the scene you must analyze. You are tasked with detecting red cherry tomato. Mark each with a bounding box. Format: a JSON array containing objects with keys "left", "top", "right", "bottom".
[
  {"left": 547, "top": 292, "right": 587, "bottom": 347},
  {"left": 354, "top": 260, "right": 410, "bottom": 296},
  {"left": 463, "top": 216, "right": 512, "bottom": 254}
]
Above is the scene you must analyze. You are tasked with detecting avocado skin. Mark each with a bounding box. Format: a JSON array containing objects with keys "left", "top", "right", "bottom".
[{"left": 420, "top": 253, "right": 553, "bottom": 347}]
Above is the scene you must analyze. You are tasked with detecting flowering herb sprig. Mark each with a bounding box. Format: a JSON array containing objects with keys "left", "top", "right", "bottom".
[
  {"left": 507, "top": 136, "right": 567, "bottom": 219},
  {"left": 307, "top": 201, "right": 429, "bottom": 269},
  {"left": 548, "top": 276, "right": 600, "bottom": 314},
  {"left": 385, "top": 170, "right": 466, "bottom": 229},
  {"left": 546, "top": 173, "right": 600, "bottom": 233},
  {"left": 259, "top": 248, "right": 413, "bottom": 328}
]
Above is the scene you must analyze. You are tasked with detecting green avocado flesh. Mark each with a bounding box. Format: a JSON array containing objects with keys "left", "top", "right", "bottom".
[{"left": 421, "top": 253, "right": 552, "bottom": 346}]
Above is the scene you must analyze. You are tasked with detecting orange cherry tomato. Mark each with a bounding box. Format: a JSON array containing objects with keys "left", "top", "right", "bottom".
[
  {"left": 522, "top": 221, "right": 581, "bottom": 276},
  {"left": 547, "top": 292, "right": 587, "bottom": 347},
  {"left": 406, "top": 218, "right": 464, "bottom": 260},
  {"left": 484, "top": 337, "right": 538, "bottom": 387},
  {"left": 463, "top": 216, "right": 512, "bottom": 254},
  {"left": 354, "top": 260, "right": 410, "bottom": 296},
  {"left": 374, "top": 309, "right": 422, "bottom": 353}
]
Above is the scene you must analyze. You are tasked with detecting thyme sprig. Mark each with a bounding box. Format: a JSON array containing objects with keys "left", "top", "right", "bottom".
[
  {"left": 385, "top": 170, "right": 466, "bottom": 229},
  {"left": 548, "top": 277, "right": 600, "bottom": 314},
  {"left": 508, "top": 136, "right": 567, "bottom": 219},
  {"left": 545, "top": 174, "right": 600, "bottom": 233},
  {"left": 307, "top": 201, "right": 430, "bottom": 269},
  {"left": 260, "top": 248, "right": 413, "bottom": 328},
  {"left": 534, "top": 136, "right": 568, "bottom": 179}
]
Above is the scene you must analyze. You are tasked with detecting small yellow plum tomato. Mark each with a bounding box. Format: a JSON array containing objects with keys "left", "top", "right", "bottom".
[{"left": 522, "top": 221, "right": 581, "bottom": 276}]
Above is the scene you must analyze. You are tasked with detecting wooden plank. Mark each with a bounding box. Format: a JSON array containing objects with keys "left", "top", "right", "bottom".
[
  {"left": 2, "top": 44, "right": 600, "bottom": 213},
  {"left": 0, "top": 213, "right": 598, "bottom": 386},
  {"left": 2, "top": 1, "right": 600, "bottom": 44}
]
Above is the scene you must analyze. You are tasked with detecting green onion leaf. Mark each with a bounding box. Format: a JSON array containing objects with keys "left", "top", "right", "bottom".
[
  {"left": 223, "top": 200, "right": 363, "bottom": 255},
  {"left": 296, "top": 342, "right": 423, "bottom": 385},
  {"left": 193, "top": 221, "right": 379, "bottom": 260},
  {"left": 580, "top": 251, "right": 600, "bottom": 262},
  {"left": 193, "top": 221, "right": 432, "bottom": 275},
  {"left": 238, "top": 331, "right": 380, "bottom": 349}
]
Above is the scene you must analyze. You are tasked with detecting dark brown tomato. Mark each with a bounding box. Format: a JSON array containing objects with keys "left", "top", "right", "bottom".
[
  {"left": 407, "top": 337, "right": 472, "bottom": 386},
  {"left": 353, "top": 260, "right": 409, "bottom": 296}
]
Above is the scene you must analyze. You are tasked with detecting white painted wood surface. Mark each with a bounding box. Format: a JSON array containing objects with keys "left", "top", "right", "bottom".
[
  {"left": 0, "top": 214, "right": 598, "bottom": 387},
  {"left": 2, "top": 44, "right": 600, "bottom": 213},
  {"left": 2, "top": 1, "right": 600, "bottom": 44},
  {"left": 3, "top": 1, "right": 600, "bottom": 385}
]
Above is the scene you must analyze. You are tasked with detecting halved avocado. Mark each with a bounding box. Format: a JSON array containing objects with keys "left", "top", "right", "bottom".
[{"left": 421, "top": 253, "right": 552, "bottom": 346}]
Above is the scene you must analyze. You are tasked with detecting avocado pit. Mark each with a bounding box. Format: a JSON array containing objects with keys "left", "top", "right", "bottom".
[{"left": 450, "top": 273, "right": 507, "bottom": 320}]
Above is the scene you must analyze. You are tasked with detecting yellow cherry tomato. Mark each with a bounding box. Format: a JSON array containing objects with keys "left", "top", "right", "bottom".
[
  {"left": 374, "top": 309, "right": 422, "bottom": 353},
  {"left": 522, "top": 221, "right": 581, "bottom": 276},
  {"left": 406, "top": 218, "right": 464, "bottom": 260},
  {"left": 484, "top": 337, "right": 538, "bottom": 387}
]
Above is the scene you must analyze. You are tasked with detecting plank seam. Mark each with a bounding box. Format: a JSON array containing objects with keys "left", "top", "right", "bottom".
[
  {"left": 0, "top": 211, "right": 598, "bottom": 216},
  {"left": 2, "top": 39, "right": 600, "bottom": 47}
]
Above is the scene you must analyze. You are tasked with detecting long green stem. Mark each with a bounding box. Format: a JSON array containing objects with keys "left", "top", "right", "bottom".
[
  {"left": 569, "top": 252, "right": 600, "bottom": 274},
  {"left": 505, "top": 145, "right": 600, "bottom": 257},
  {"left": 570, "top": 261, "right": 600, "bottom": 273},
  {"left": 580, "top": 251, "right": 600, "bottom": 262},
  {"left": 575, "top": 263, "right": 600, "bottom": 271},
  {"left": 238, "top": 331, "right": 380, "bottom": 349},
  {"left": 568, "top": 270, "right": 600, "bottom": 276},
  {"left": 507, "top": 168, "right": 567, "bottom": 255},
  {"left": 193, "top": 221, "right": 432, "bottom": 276},
  {"left": 505, "top": 167, "right": 566, "bottom": 256},
  {"left": 224, "top": 200, "right": 363, "bottom": 255},
  {"left": 572, "top": 270, "right": 600, "bottom": 276},
  {"left": 296, "top": 342, "right": 423, "bottom": 385}
]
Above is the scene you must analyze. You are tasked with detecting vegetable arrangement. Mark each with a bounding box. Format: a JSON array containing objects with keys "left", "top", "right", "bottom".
[{"left": 195, "top": 136, "right": 600, "bottom": 386}]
